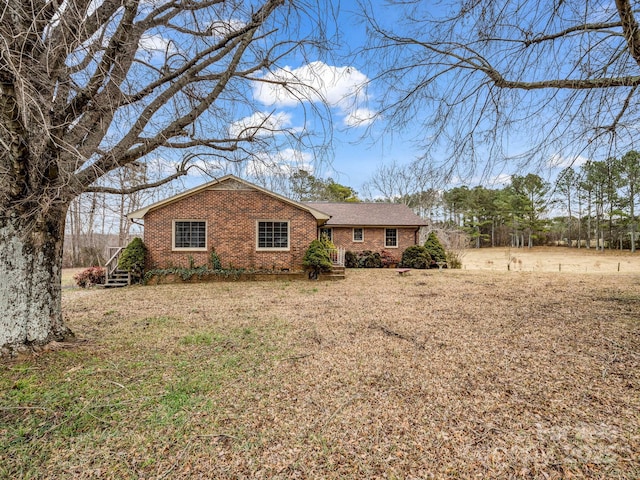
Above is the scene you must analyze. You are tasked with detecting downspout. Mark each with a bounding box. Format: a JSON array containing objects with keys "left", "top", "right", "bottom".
[{"left": 130, "top": 218, "right": 144, "bottom": 238}]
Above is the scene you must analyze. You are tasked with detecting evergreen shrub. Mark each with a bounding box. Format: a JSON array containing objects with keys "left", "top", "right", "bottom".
[
  {"left": 345, "top": 250, "right": 358, "bottom": 268},
  {"left": 344, "top": 250, "right": 392, "bottom": 268},
  {"left": 303, "top": 240, "right": 333, "bottom": 278},
  {"left": 209, "top": 248, "right": 222, "bottom": 270},
  {"left": 357, "top": 250, "right": 382, "bottom": 268},
  {"left": 400, "top": 245, "right": 432, "bottom": 269},
  {"left": 424, "top": 232, "right": 447, "bottom": 264},
  {"left": 118, "top": 237, "right": 146, "bottom": 278}
]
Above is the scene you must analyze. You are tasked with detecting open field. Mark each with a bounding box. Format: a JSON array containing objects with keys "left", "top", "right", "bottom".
[
  {"left": 462, "top": 246, "right": 640, "bottom": 273},
  {"left": 2, "top": 254, "right": 640, "bottom": 478}
]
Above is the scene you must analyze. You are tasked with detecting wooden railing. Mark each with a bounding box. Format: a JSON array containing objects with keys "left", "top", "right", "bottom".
[
  {"left": 105, "top": 246, "right": 124, "bottom": 277},
  {"left": 327, "top": 247, "right": 345, "bottom": 266}
]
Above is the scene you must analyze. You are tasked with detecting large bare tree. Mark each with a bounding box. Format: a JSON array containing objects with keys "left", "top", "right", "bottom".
[
  {"left": 0, "top": 0, "right": 328, "bottom": 353},
  {"left": 361, "top": 0, "right": 640, "bottom": 178}
]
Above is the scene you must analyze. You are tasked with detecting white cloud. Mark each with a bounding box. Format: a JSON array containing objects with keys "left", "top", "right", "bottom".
[
  {"left": 490, "top": 173, "right": 512, "bottom": 186},
  {"left": 245, "top": 148, "right": 313, "bottom": 177},
  {"left": 547, "top": 153, "right": 590, "bottom": 169},
  {"left": 253, "top": 61, "right": 375, "bottom": 127},
  {"left": 228, "top": 111, "right": 294, "bottom": 138},
  {"left": 209, "top": 19, "right": 246, "bottom": 37},
  {"left": 343, "top": 108, "right": 377, "bottom": 127},
  {"left": 138, "top": 33, "right": 175, "bottom": 56},
  {"left": 449, "top": 172, "right": 512, "bottom": 187}
]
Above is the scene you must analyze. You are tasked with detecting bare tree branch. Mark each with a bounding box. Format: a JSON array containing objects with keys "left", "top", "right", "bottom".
[
  {"left": 522, "top": 22, "right": 623, "bottom": 47},
  {"left": 1, "top": 0, "right": 333, "bottom": 212},
  {"left": 85, "top": 167, "right": 189, "bottom": 194},
  {"left": 360, "top": 0, "right": 640, "bottom": 178}
]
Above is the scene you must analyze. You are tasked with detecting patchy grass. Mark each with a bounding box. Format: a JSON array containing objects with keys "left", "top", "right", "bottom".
[{"left": 2, "top": 261, "right": 640, "bottom": 478}]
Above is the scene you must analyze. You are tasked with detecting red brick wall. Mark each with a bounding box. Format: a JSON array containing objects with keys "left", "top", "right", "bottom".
[
  {"left": 329, "top": 227, "right": 419, "bottom": 260},
  {"left": 143, "top": 187, "right": 318, "bottom": 271}
]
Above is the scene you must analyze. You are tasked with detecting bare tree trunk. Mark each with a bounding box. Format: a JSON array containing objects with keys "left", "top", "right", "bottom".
[
  {"left": 630, "top": 184, "right": 636, "bottom": 253},
  {"left": 586, "top": 196, "right": 592, "bottom": 249},
  {"left": 567, "top": 191, "right": 572, "bottom": 247},
  {"left": 68, "top": 197, "right": 82, "bottom": 266},
  {"left": 119, "top": 194, "right": 128, "bottom": 246},
  {"left": 0, "top": 209, "right": 73, "bottom": 352},
  {"left": 491, "top": 220, "right": 495, "bottom": 248},
  {"left": 577, "top": 195, "right": 582, "bottom": 249},
  {"left": 86, "top": 193, "right": 98, "bottom": 265}
]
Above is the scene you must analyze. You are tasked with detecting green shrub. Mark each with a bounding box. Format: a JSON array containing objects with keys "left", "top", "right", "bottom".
[
  {"left": 209, "top": 248, "right": 222, "bottom": 270},
  {"left": 357, "top": 250, "right": 382, "bottom": 268},
  {"left": 118, "top": 237, "right": 146, "bottom": 278},
  {"left": 424, "top": 232, "right": 447, "bottom": 263},
  {"left": 144, "top": 266, "right": 246, "bottom": 283},
  {"left": 344, "top": 250, "right": 390, "bottom": 268},
  {"left": 303, "top": 240, "right": 333, "bottom": 277},
  {"left": 73, "top": 266, "right": 106, "bottom": 288},
  {"left": 345, "top": 250, "right": 358, "bottom": 268},
  {"left": 319, "top": 233, "right": 336, "bottom": 251},
  {"left": 400, "top": 245, "right": 432, "bottom": 269}
]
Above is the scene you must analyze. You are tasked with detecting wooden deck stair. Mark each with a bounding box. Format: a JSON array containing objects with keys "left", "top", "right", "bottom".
[
  {"left": 102, "top": 247, "right": 130, "bottom": 288},
  {"left": 319, "top": 265, "right": 345, "bottom": 281},
  {"left": 103, "top": 268, "right": 130, "bottom": 288}
]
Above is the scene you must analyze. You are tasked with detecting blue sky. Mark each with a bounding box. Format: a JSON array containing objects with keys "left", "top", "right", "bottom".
[
  {"left": 154, "top": 0, "right": 600, "bottom": 198},
  {"left": 146, "top": 0, "right": 440, "bottom": 197},
  {"left": 209, "top": 0, "right": 566, "bottom": 195}
]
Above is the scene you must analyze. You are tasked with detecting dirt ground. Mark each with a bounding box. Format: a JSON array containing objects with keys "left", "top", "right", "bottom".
[{"left": 2, "top": 250, "right": 639, "bottom": 479}]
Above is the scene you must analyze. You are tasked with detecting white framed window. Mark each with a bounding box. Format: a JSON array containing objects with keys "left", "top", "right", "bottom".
[
  {"left": 319, "top": 227, "right": 333, "bottom": 242},
  {"left": 173, "top": 220, "right": 207, "bottom": 251},
  {"left": 353, "top": 228, "right": 364, "bottom": 242},
  {"left": 257, "top": 220, "right": 290, "bottom": 250},
  {"left": 385, "top": 228, "right": 398, "bottom": 248}
]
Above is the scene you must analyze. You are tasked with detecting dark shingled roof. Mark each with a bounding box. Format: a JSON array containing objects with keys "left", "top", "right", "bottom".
[{"left": 304, "top": 202, "right": 428, "bottom": 227}]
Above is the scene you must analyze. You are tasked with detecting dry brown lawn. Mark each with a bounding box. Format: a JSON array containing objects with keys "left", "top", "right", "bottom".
[
  {"left": 462, "top": 246, "right": 640, "bottom": 273},
  {"left": 2, "top": 248, "right": 639, "bottom": 479}
]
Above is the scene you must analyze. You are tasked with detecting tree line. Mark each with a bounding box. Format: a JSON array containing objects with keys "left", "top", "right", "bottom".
[
  {"left": 258, "top": 154, "right": 640, "bottom": 252},
  {"left": 371, "top": 151, "right": 640, "bottom": 251}
]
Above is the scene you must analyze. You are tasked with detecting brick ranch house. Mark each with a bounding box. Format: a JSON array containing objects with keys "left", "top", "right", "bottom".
[{"left": 126, "top": 175, "right": 428, "bottom": 272}]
